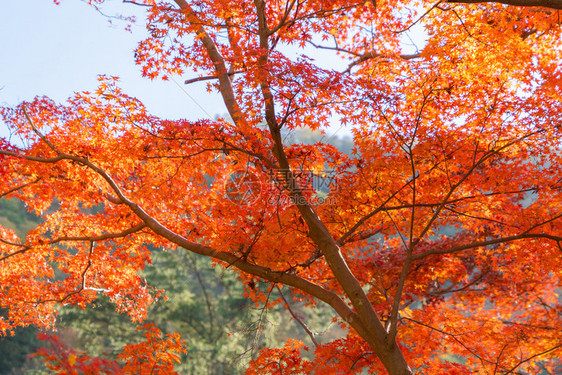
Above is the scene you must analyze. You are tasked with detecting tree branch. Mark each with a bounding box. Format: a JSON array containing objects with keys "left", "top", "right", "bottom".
[
  {"left": 251, "top": 1, "right": 411, "bottom": 372},
  {"left": 1, "top": 177, "right": 42, "bottom": 199},
  {"left": 346, "top": 51, "right": 420, "bottom": 73},
  {"left": 185, "top": 252, "right": 216, "bottom": 341},
  {"left": 413, "top": 233, "right": 562, "bottom": 260},
  {"left": 336, "top": 177, "right": 416, "bottom": 245},
  {"left": 403, "top": 317, "right": 495, "bottom": 366},
  {"left": 1, "top": 146, "right": 371, "bottom": 350},
  {"left": 447, "top": 0, "right": 562, "bottom": 9},
  {"left": 45, "top": 223, "right": 147, "bottom": 245},
  {"left": 504, "top": 343, "right": 562, "bottom": 374},
  {"left": 277, "top": 285, "right": 319, "bottom": 347},
  {"left": 173, "top": 0, "right": 246, "bottom": 128},
  {"left": 184, "top": 70, "right": 243, "bottom": 85},
  {"left": 0, "top": 223, "right": 147, "bottom": 263}
]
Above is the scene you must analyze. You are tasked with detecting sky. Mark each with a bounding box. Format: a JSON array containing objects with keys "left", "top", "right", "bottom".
[
  {"left": 0, "top": 0, "right": 225, "bottom": 141},
  {"left": 0, "top": 1, "right": 425, "bottom": 143}
]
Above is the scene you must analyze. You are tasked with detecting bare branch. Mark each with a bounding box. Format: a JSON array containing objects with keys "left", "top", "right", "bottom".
[
  {"left": 404, "top": 317, "right": 495, "bottom": 366},
  {"left": 122, "top": 0, "right": 153, "bottom": 7},
  {"left": 346, "top": 51, "right": 420, "bottom": 73},
  {"left": 504, "top": 343, "right": 562, "bottom": 374},
  {"left": 277, "top": 285, "right": 319, "bottom": 347},
  {"left": 185, "top": 252, "right": 216, "bottom": 340},
  {"left": 184, "top": 70, "right": 243, "bottom": 85}
]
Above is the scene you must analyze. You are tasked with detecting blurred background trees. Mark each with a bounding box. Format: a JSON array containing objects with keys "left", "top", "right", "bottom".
[{"left": 0, "top": 129, "right": 347, "bottom": 374}]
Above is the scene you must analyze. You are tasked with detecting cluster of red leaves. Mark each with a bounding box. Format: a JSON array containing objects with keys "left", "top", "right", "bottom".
[
  {"left": 33, "top": 333, "right": 121, "bottom": 374},
  {"left": 0, "top": 138, "right": 13, "bottom": 177},
  {"left": 34, "top": 324, "right": 186, "bottom": 374},
  {"left": 246, "top": 339, "right": 313, "bottom": 375},
  {"left": 2, "top": 1, "right": 562, "bottom": 374}
]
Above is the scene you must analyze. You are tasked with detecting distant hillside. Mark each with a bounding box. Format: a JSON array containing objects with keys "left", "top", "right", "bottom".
[{"left": 0, "top": 198, "right": 41, "bottom": 238}]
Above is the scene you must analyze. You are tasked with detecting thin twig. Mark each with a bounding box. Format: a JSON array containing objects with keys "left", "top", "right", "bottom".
[
  {"left": 504, "top": 343, "right": 562, "bottom": 374},
  {"left": 184, "top": 70, "right": 244, "bottom": 85},
  {"left": 277, "top": 285, "right": 319, "bottom": 347}
]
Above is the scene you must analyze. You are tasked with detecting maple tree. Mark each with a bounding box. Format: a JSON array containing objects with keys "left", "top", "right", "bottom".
[
  {"left": 34, "top": 324, "right": 186, "bottom": 374},
  {"left": 1, "top": 0, "right": 562, "bottom": 374}
]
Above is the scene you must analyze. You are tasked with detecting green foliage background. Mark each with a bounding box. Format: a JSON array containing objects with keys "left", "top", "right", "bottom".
[
  {"left": 0, "top": 197, "right": 339, "bottom": 374},
  {"left": 0, "top": 199, "right": 44, "bottom": 374}
]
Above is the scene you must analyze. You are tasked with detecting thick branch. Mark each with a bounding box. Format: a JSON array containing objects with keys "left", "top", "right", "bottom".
[
  {"left": 252, "top": 1, "right": 411, "bottom": 373},
  {"left": 1, "top": 177, "right": 42, "bottom": 199},
  {"left": 173, "top": 0, "right": 245, "bottom": 127}
]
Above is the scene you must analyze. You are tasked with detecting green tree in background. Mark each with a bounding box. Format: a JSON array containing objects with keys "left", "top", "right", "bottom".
[
  {"left": 0, "top": 197, "right": 338, "bottom": 374},
  {"left": 57, "top": 238, "right": 338, "bottom": 374},
  {"left": 0, "top": 199, "right": 39, "bottom": 239},
  {"left": 0, "top": 199, "right": 44, "bottom": 375}
]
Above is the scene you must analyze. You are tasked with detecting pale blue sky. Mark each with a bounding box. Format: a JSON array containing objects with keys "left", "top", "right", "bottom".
[
  {"left": 0, "top": 1, "right": 425, "bottom": 142},
  {"left": 0, "top": 0, "right": 225, "bottom": 141}
]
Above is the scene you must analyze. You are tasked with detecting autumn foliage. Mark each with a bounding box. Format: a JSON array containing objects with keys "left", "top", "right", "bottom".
[
  {"left": 34, "top": 324, "right": 186, "bottom": 374},
  {"left": 1, "top": 0, "right": 561, "bottom": 374}
]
